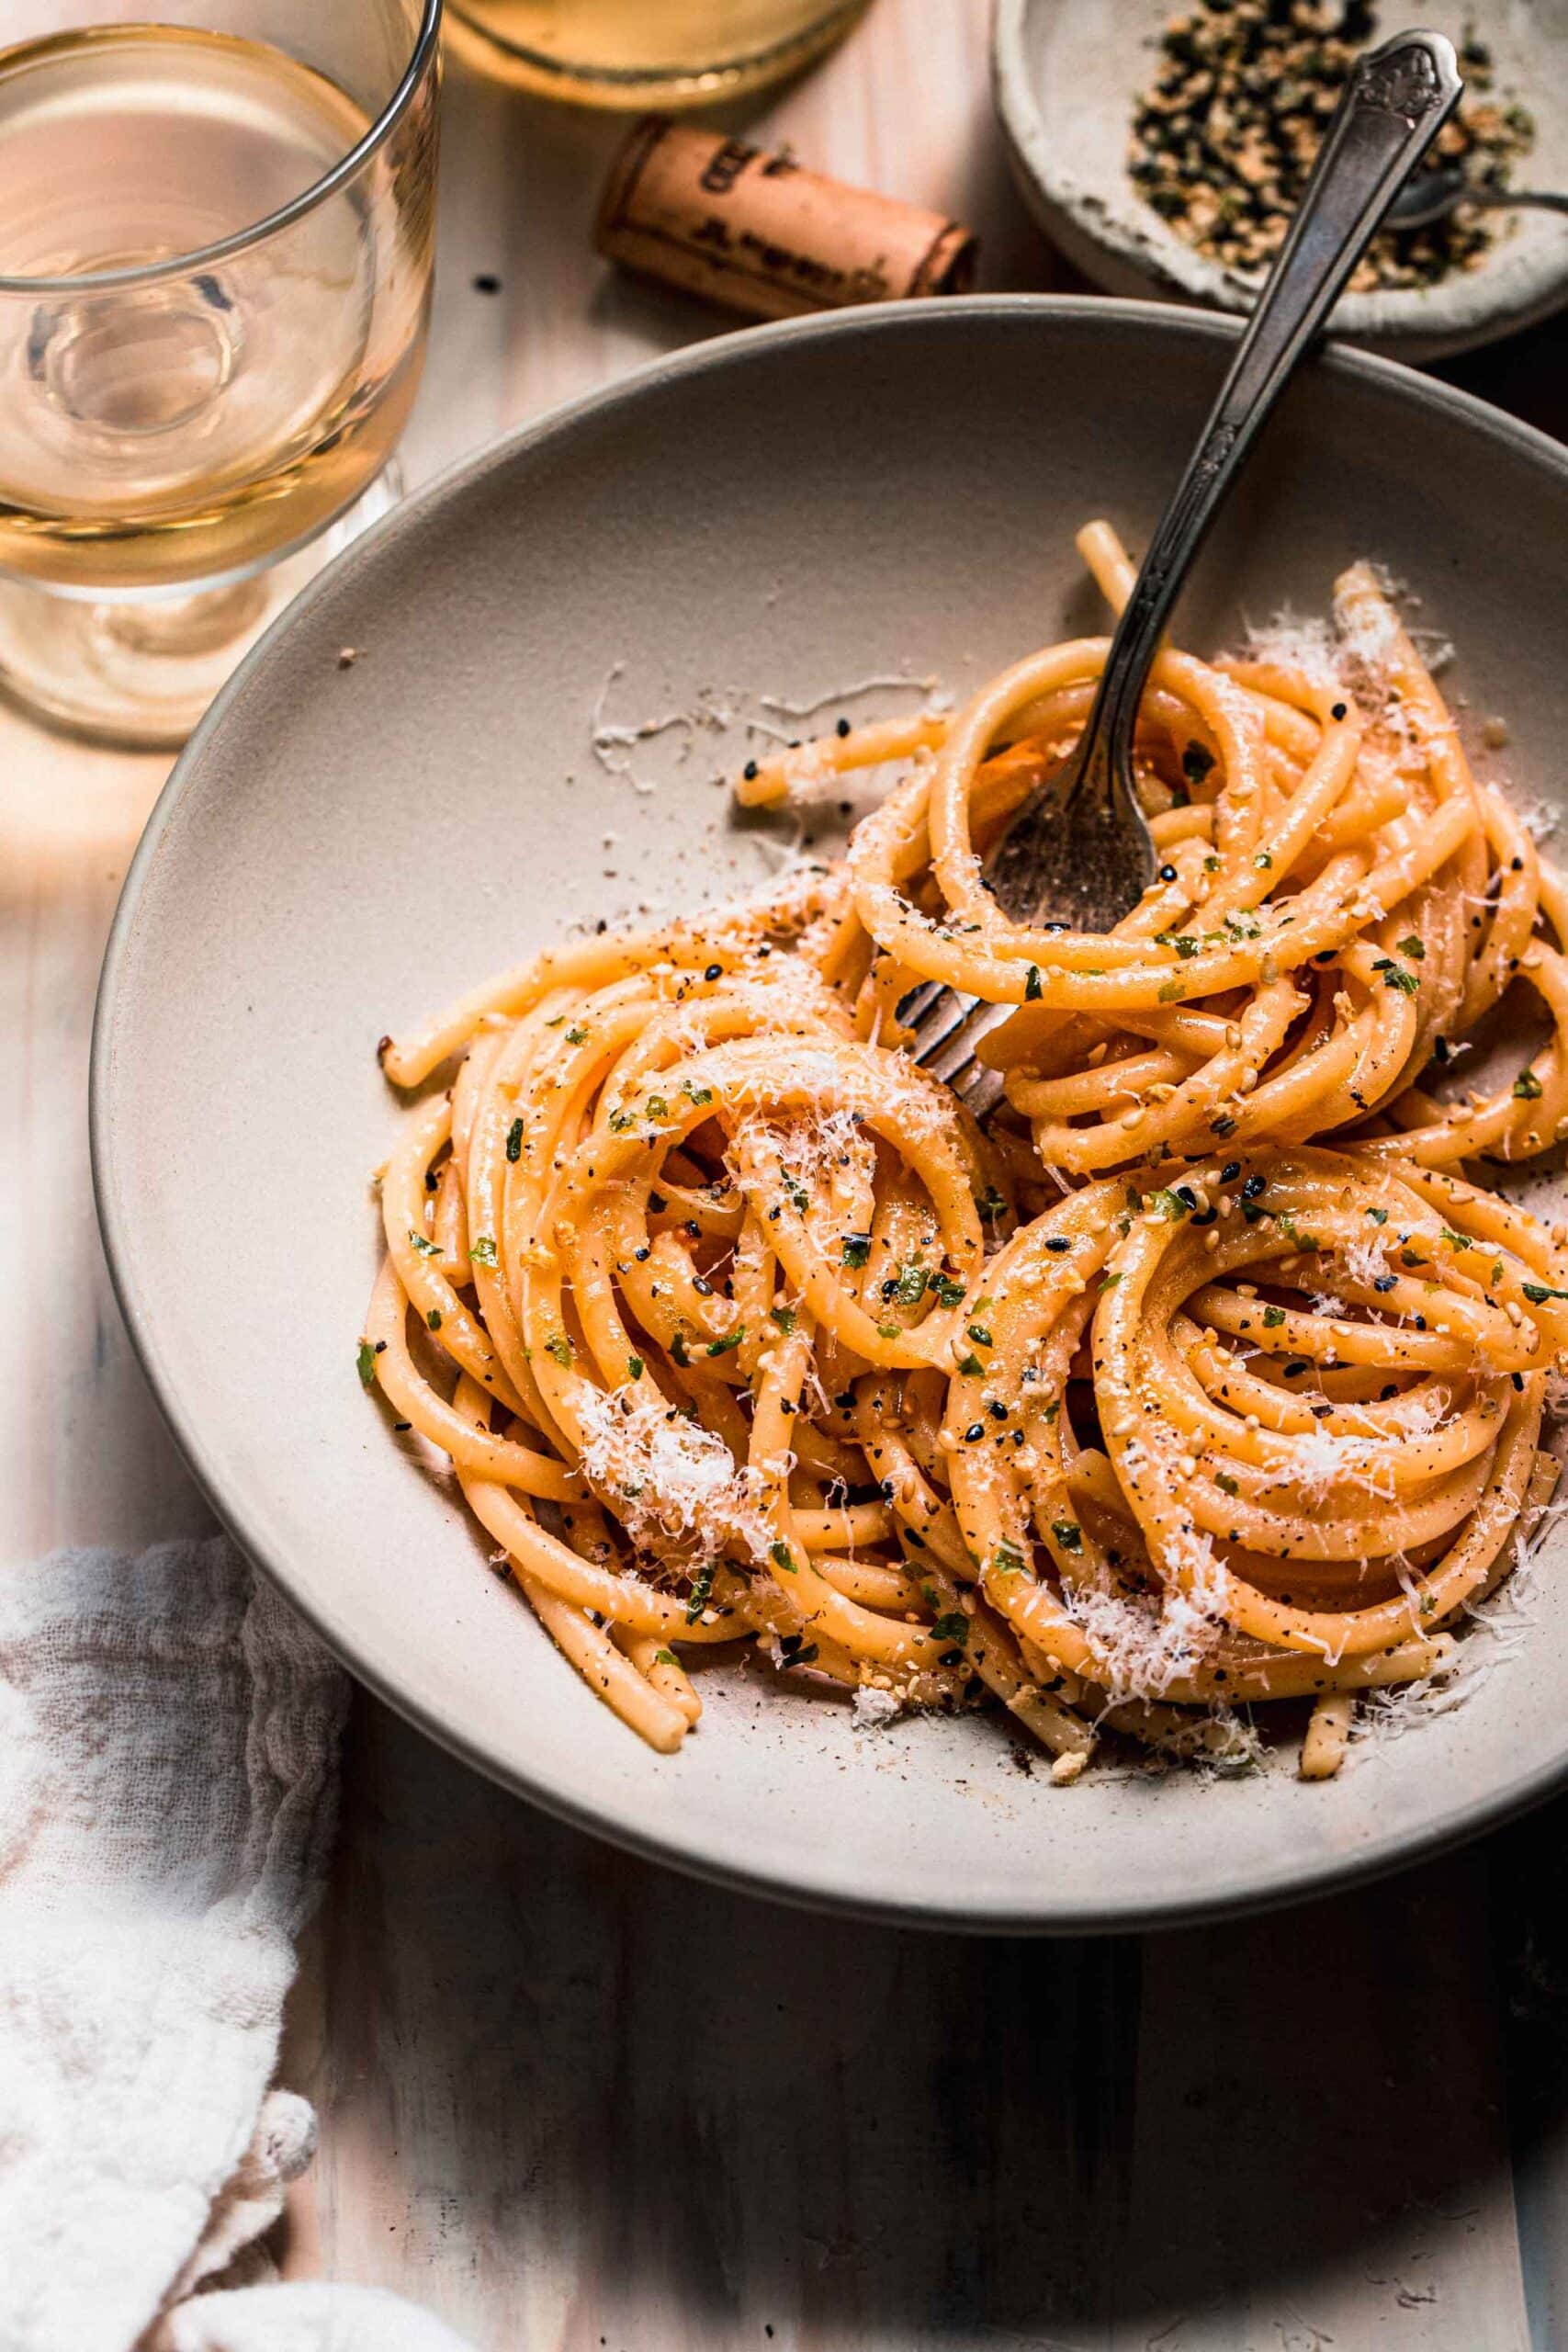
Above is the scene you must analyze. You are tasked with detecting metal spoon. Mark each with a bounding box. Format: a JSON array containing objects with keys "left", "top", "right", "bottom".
[
  {"left": 903, "top": 28, "right": 1462, "bottom": 1117},
  {"left": 1385, "top": 161, "right": 1568, "bottom": 230}
]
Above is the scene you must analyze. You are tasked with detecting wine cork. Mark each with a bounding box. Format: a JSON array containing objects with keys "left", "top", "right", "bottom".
[{"left": 595, "top": 116, "right": 978, "bottom": 322}]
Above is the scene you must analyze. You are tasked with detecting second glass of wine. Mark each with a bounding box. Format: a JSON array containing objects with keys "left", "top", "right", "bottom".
[{"left": 0, "top": 0, "right": 440, "bottom": 746}]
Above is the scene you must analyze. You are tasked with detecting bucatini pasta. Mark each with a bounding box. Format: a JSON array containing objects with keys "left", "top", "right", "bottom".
[{"left": 362, "top": 524, "right": 1566, "bottom": 1781}]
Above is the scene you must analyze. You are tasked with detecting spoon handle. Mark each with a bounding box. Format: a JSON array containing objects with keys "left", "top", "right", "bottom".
[
  {"left": 1078, "top": 29, "right": 1463, "bottom": 808},
  {"left": 1474, "top": 188, "right": 1568, "bottom": 216}
]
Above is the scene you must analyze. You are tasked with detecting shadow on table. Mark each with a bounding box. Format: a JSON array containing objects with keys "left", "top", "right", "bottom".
[{"left": 286, "top": 1689, "right": 1568, "bottom": 2348}]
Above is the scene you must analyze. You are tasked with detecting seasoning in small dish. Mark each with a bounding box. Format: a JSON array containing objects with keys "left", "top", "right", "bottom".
[{"left": 1128, "top": 2, "right": 1534, "bottom": 291}]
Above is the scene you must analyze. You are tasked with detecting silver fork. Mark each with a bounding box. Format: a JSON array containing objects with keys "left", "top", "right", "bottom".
[{"left": 906, "top": 28, "right": 1462, "bottom": 1120}]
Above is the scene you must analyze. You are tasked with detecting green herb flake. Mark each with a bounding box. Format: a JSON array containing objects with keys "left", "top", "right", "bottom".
[
  {"left": 626, "top": 1354, "right": 644, "bottom": 1381},
  {"left": 1523, "top": 1283, "right": 1568, "bottom": 1305},
  {"left": 426, "top": 1309, "right": 443, "bottom": 1331},
  {"left": 1025, "top": 965, "right": 1043, "bottom": 1001},
  {"left": 1099, "top": 1271, "right": 1122, "bottom": 1290},
  {"left": 1157, "top": 980, "right": 1186, "bottom": 1002},
  {"left": 1514, "top": 1069, "right": 1544, "bottom": 1100},
  {"left": 1215, "top": 1472, "right": 1239, "bottom": 1497},
  {"left": 653, "top": 1648, "right": 677, "bottom": 1668},
  {"left": 470, "top": 1234, "right": 499, "bottom": 1267},
  {"left": 545, "top": 1333, "right": 572, "bottom": 1365},
  {"left": 705, "top": 1327, "right": 745, "bottom": 1356},
  {"left": 769, "top": 1540, "right": 796, "bottom": 1575},
  {"left": 1368, "top": 1207, "right": 1389, "bottom": 1225},
  {"left": 930, "top": 1272, "right": 965, "bottom": 1308},
  {"left": 1182, "top": 741, "right": 1215, "bottom": 786},
  {"left": 1397, "top": 934, "right": 1426, "bottom": 961},
  {"left": 893, "top": 1262, "right": 929, "bottom": 1305},
  {"left": 931, "top": 1611, "right": 968, "bottom": 1645},
  {"left": 682, "top": 1082, "right": 714, "bottom": 1106},
  {"left": 993, "top": 1540, "right": 1026, "bottom": 1577},
  {"left": 565, "top": 1025, "right": 589, "bottom": 1045},
  {"left": 769, "top": 1305, "right": 796, "bottom": 1333},
  {"left": 684, "top": 1564, "right": 716, "bottom": 1625},
  {"left": 965, "top": 1322, "right": 993, "bottom": 1348},
  {"left": 1052, "top": 1520, "right": 1084, "bottom": 1554},
  {"left": 355, "top": 1340, "right": 377, "bottom": 1389},
  {"left": 407, "top": 1228, "right": 437, "bottom": 1256},
  {"left": 505, "top": 1118, "right": 524, "bottom": 1163},
  {"left": 840, "top": 1233, "right": 873, "bottom": 1268},
  {"left": 1145, "top": 1187, "right": 1192, "bottom": 1221},
  {"left": 955, "top": 1351, "right": 986, "bottom": 1377},
  {"left": 1263, "top": 1306, "right": 1286, "bottom": 1329}
]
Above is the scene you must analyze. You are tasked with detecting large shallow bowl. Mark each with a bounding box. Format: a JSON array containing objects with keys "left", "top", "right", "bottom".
[
  {"left": 994, "top": 0, "right": 1568, "bottom": 362},
  {"left": 94, "top": 297, "right": 1568, "bottom": 1932}
]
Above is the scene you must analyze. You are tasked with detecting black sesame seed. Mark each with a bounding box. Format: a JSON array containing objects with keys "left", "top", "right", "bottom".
[
  {"left": 704, "top": 963, "right": 722, "bottom": 981},
  {"left": 964, "top": 1422, "right": 986, "bottom": 1442}
]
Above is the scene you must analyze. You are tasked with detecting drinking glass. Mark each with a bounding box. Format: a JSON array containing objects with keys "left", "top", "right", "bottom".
[
  {"left": 0, "top": 0, "right": 441, "bottom": 746},
  {"left": 446, "top": 0, "right": 868, "bottom": 107}
]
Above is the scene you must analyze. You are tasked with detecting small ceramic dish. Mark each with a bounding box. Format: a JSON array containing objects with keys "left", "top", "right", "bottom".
[{"left": 994, "top": 0, "right": 1568, "bottom": 360}]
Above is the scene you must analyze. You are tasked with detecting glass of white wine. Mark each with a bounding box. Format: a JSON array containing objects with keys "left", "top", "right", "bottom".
[
  {"left": 0, "top": 0, "right": 441, "bottom": 746},
  {"left": 446, "top": 0, "right": 868, "bottom": 107}
]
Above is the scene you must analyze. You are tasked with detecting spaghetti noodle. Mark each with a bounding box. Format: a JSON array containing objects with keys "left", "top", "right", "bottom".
[{"left": 364, "top": 526, "right": 1566, "bottom": 1780}]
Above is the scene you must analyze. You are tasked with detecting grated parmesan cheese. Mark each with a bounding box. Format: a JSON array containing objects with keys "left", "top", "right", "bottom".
[
  {"left": 575, "top": 1383, "right": 772, "bottom": 1571},
  {"left": 852, "top": 1685, "right": 905, "bottom": 1732}
]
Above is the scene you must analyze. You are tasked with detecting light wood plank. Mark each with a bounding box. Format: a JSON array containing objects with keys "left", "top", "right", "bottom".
[
  {"left": 286, "top": 1688, "right": 1140, "bottom": 2351},
  {"left": 1118, "top": 1856, "right": 1529, "bottom": 2351}
]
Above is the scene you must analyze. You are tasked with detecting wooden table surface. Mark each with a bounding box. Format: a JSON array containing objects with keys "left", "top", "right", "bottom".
[{"left": 9, "top": 5, "right": 1568, "bottom": 2345}]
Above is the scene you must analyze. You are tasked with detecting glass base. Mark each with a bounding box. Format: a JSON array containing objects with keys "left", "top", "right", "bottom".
[
  {"left": 0, "top": 466, "right": 402, "bottom": 751},
  {"left": 444, "top": 2, "right": 869, "bottom": 107}
]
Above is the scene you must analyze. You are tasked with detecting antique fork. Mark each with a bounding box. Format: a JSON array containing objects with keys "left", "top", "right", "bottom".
[{"left": 905, "top": 28, "right": 1462, "bottom": 1120}]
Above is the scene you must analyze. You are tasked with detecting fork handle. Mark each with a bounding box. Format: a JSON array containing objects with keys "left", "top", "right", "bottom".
[{"left": 1079, "top": 29, "right": 1463, "bottom": 808}]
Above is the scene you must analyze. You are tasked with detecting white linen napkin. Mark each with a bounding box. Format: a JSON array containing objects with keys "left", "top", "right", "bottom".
[{"left": 0, "top": 1538, "right": 475, "bottom": 2352}]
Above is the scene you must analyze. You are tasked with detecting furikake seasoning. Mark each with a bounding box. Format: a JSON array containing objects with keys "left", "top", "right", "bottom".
[{"left": 1128, "top": 3, "right": 1533, "bottom": 291}]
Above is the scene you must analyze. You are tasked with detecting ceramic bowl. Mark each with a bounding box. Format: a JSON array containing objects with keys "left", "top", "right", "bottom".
[
  {"left": 94, "top": 297, "right": 1568, "bottom": 1929},
  {"left": 994, "top": 0, "right": 1568, "bottom": 360}
]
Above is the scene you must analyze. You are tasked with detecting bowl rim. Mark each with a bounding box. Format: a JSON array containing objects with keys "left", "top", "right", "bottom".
[
  {"left": 991, "top": 0, "right": 1568, "bottom": 360},
  {"left": 92, "top": 291, "right": 1568, "bottom": 1934}
]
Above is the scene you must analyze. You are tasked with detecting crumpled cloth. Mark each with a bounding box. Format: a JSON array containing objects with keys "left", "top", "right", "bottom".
[{"left": 0, "top": 1539, "right": 475, "bottom": 2352}]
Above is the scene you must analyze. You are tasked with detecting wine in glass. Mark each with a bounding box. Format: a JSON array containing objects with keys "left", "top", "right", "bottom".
[
  {"left": 446, "top": 0, "right": 869, "bottom": 107},
  {"left": 0, "top": 0, "right": 441, "bottom": 745}
]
